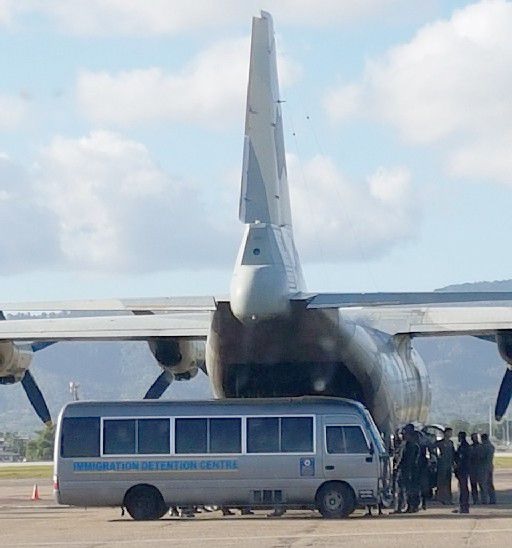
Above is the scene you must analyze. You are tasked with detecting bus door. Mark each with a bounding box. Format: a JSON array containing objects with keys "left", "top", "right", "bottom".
[{"left": 321, "top": 416, "right": 379, "bottom": 503}]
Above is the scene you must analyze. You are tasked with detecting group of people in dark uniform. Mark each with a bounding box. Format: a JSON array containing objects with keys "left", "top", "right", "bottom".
[{"left": 392, "top": 425, "right": 496, "bottom": 514}]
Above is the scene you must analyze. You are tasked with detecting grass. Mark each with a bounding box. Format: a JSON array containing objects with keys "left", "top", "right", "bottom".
[
  {"left": 494, "top": 456, "right": 512, "bottom": 468},
  {"left": 0, "top": 464, "right": 53, "bottom": 479}
]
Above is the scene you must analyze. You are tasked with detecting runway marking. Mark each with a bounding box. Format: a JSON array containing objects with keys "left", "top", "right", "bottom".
[
  {"left": 0, "top": 505, "right": 62, "bottom": 509},
  {"left": 5, "top": 527, "right": 512, "bottom": 546}
]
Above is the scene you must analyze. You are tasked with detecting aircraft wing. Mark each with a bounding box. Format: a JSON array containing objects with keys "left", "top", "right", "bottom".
[
  {"left": 336, "top": 305, "right": 512, "bottom": 337},
  {"left": 0, "top": 312, "right": 211, "bottom": 342},
  {"left": 299, "top": 291, "right": 512, "bottom": 337},
  {"left": 299, "top": 291, "right": 512, "bottom": 309},
  {"left": 317, "top": 293, "right": 512, "bottom": 421},
  {"left": 0, "top": 296, "right": 218, "bottom": 312}
]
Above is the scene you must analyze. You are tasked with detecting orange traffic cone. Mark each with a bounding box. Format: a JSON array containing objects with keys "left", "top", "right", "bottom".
[{"left": 31, "top": 483, "right": 40, "bottom": 501}]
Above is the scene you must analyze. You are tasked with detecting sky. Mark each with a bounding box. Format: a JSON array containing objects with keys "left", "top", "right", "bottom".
[{"left": 0, "top": 0, "right": 511, "bottom": 301}]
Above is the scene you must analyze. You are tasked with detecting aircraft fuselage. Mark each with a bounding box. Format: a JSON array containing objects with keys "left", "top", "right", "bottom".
[{"left": 206, "top": 301, "right": 430, "bottom": 435}]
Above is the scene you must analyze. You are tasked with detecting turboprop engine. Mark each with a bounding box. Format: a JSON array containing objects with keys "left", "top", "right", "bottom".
[
  {"left": 0, "top": 337, "right": 52, "bottom": 425},
  {"left": 144, "top": 338, "right": 204, "bottom": 399},
  {"left": 0, "top": 341, "right": 32, "bottom": 383}
]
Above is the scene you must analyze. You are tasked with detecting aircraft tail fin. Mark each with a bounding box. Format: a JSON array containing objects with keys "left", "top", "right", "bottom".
[{"left": 239, "top": 11, "right": 292, "bottom": 228}]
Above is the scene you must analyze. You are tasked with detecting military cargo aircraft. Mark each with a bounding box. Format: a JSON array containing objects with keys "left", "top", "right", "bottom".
[{"left": 1, "top": 12, "right": 512, "bottom": 435}]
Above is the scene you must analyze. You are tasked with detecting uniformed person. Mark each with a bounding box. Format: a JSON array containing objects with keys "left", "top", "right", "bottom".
[
  {"left": 469, "top": 433, "right": 486, "bottom": 504},
  {"left": 400, "top": 424, "right": 420, "bottom": 513},
  {"left": 435, "top": 427, "right": 455, "bottom": 505},
  {"left": 417, "top": 431, "right": 431, "bottom": 510},
  {"left": 392, "top": 429, "right": 407, "bottom": 513},
  {"left": 481, "top": 433, "right": 496, "bottom": 504},
  {"left": 454, "top": 431, "right": 471, "bottom": 514}
]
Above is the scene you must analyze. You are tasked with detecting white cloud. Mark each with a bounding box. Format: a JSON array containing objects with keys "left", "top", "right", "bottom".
[
  {"left": 1, "top": 131, "right": 416, "bottom": 274},
  {"left": 0, "top": 155, "right": 59, "bottom": 273},
  {"left": 289, "top": 155, "right": 418, "bottom": 261},
  {"left": 0, "top": 93, "right": 28, "bottom": 130},
  {"left": 0, "top": 0, "right": 16, "bottom": 25},
  {"left": 448, "top": 132, "right": 512, "bottom": 185},
  {"left": 18, "top": 1, "right": 407, "bottom": 36},
  {"left": 0, "top": 132, "right": 236, "bottom": 275},
  {"left": 325, "top": 0, "right": 512, "bottom": 185},
  {"left": 33, "top": 131, "right": 240, "bottom": 272},
  {"left": 268, "top": 0, "right": 402, "bottom": 26},
  {"left": 32, "top": 0, "right": 245, "bottom": 36},
  {"left": 77, "top": 37, "right": 301, "bottom": 129},
  {"left": 324, "top": 83, "right": 363, "bottom": 123}
]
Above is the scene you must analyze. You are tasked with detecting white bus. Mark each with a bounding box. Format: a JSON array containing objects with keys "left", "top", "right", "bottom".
[{"left": 54, "top": 397, "right": 391, "bottom": 520}]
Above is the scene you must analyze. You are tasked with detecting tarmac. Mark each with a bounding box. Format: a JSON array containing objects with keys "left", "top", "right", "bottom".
[{"left": 1, "top": 471, "right": 512, "bottom": 547}]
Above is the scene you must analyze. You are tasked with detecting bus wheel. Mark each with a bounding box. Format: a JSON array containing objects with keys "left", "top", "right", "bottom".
[
  {"left": 124, "top": 485, "right": 167, "bottom": 521},
  {"left": 316, "top": 482, "right": 355, "bottom": 519}
]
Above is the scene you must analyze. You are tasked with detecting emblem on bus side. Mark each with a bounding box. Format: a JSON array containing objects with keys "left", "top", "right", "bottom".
[{"left": 300, "top": 457, "right": 315, "bottom": 476}]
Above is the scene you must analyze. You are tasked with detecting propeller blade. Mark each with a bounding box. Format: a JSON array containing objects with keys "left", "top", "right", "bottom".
[
  {"left": 144, "top": 371, "right": 172, "bottom": 399},
  {"left": 30, "top": 341, "right": 57, "bottom": 352},
  {"left": 21, "top": 370, "right": 52, "bottom": 425},
  {"left": 495, "top": 368, "right": 512, "bottom": 421}
]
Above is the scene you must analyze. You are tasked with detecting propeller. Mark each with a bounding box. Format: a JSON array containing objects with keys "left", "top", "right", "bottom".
[
  {"left": 0, "top": 310, "right": 54, "bottom": 425},
  {"left": 495, "top": 367, "right": 512, "bottom": 421},
  {"left": 144, "top": 371, "right": 173, "bottom": 399},
  {"left": 24, "top": 341, "right": 56, "bottom": 424},
  {"left": 21, "top": 369, "right": 52, "bottom": 425}
]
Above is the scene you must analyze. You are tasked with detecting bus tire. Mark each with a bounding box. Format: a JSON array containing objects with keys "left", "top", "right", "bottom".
[
  {"left": 124, "top": 485, "right": 167, "bottom": 521},
  {"left": 316, "top": 482, "right": 355, "bottom": 519}
]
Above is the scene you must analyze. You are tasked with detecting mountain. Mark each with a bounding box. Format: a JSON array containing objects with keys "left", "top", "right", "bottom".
[
  {"left": 2, "top": 281, "right": 511, "bottom": 434},
  {"left": 438, "top": 279, "right": 512, "bottom": 292},
  {"left": 418, "top": 279, "right": 512, "bottom": 424}
]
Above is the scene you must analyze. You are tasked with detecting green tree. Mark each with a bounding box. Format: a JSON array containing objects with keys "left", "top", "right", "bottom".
[
  {"left": 450, "top": 419, "right": 471, "bottom": 436},
  {"left": 26, "top": 425, "right": 55, "bottom": 461},
  {"left": 470, "top": 422, "right": 490, "bottom": 435}
]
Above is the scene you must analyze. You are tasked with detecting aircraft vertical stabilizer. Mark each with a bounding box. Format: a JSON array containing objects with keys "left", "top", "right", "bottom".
[{"left": 239, "top": 11, "right": 292, "bottom": 229}]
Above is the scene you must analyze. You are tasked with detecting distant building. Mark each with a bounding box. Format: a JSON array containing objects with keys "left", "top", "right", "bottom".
[{"left": 0, "top": 436, "right": 25, "bottom": 462}]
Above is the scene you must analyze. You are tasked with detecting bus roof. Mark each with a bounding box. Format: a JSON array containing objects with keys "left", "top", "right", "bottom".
[{"left": 59, "top": 396, "right": 368, "bottom": 418}]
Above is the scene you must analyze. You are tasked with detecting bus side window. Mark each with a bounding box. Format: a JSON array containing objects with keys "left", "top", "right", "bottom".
[
  {"left": 281, "top": 417, "right": 313, "bottom": 452},
  {"left": 137, "top": 418, "right": 170, "bottom": 454},
  {"left": 326, "top": 426, "right": 344, "bottom": 454},
  {"left": 61, "top": 417, "right": 100, "bottom": 458},
  {"left": 103, "top": 419, "right": 136, "bottom": 455},
  {"left": 209, "top": 418, "right": 241, "bottom": 454},
  {"left": 326, "top": 426, "right": 369, "bottom": 454},
  {"left": 175, "top": 418, "right": 207, "bottom": 454},
  {"left": 343, "top": 426, "right": 369, "bottom": 454},
  {"left": 247, "top": 417, "right": 279, "bottom": 453}
]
